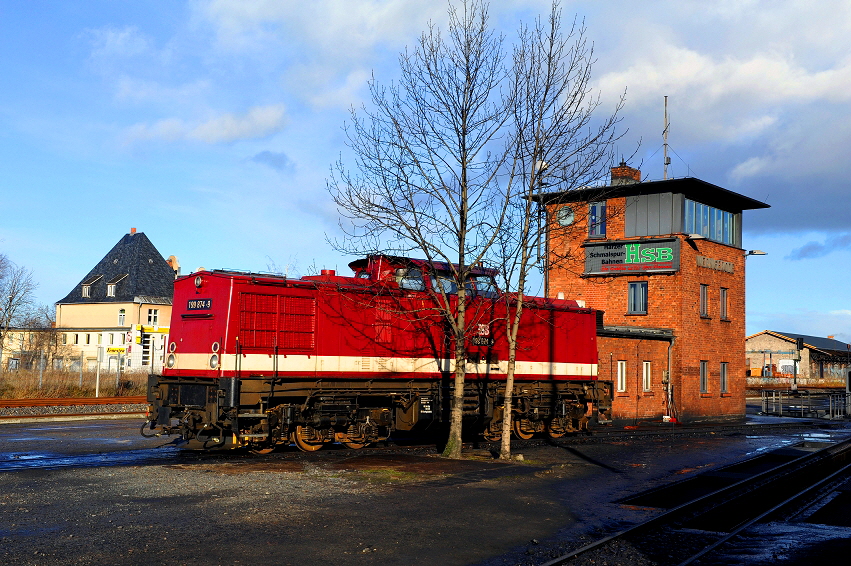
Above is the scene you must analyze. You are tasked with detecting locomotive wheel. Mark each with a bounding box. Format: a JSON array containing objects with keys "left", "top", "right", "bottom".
[
  {"left": 546, "top": 418, "right": 568, "bottom": 439},
  {"left": 335, "top": 431, "right": 370, "bottom": 450},
  {"left": 512, "top": 419, "right": 534, "bottom": 440},
  {"left": 292, "top": 425, "right": 325, "bottom": 452},
  {"left": 482, "top": 421, "right": 503, "bottom": 442}
]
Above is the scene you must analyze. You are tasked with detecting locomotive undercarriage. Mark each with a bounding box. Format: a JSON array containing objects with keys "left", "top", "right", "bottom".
[{"left": 145, "top": 375, "right": 612, "bottom": 451}]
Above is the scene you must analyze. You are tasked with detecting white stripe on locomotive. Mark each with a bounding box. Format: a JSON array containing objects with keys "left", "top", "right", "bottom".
[{"left": 171, "top": 353, "right": 597, "bottom": 377}]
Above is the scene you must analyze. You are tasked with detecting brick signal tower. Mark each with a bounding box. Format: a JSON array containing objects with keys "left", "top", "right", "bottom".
[{"left": 540, "top": 164, "right": 769, "bottom": 424}]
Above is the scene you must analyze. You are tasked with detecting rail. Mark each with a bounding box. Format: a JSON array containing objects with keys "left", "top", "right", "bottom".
[{"left": 542, "top": 436, "right": 851, "bottom": 566}]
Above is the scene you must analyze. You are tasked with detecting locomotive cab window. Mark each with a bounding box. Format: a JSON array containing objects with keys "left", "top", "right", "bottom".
[
  {"left": 396, "top": 268, "right": 425, "bottom": 291},
  {"left": 466, "top": 275, "right": 498, "bottom": 298},
  {"left": 429, "top": 274, "right": 458, "bottom": 295}
]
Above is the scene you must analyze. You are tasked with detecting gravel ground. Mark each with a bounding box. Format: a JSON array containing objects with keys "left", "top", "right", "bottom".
[
  {"left": 0, "top": 404, "right": 147, "bottom": 417},
  {"left": 2, "top": 419, "right": 849, "bottom": 566}
]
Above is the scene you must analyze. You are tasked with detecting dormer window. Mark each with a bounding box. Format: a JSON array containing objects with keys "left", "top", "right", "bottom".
[
  {"left": 106, "top": 274, "right": 128, "bottom": 298},
  {"left": 80, "top": 274, "right": 102, "bottom": 298}
]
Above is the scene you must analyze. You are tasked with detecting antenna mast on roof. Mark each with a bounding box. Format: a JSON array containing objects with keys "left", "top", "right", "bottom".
[{"left": 663, "top": 96, "right": 671, "bottom": 180}]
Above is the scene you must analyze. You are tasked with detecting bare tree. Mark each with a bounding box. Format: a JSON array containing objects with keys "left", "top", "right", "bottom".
[
  {"left": 0, "top": 254, "right": 39, "bottom": 373},
  {"left": 329, "top": 0, "right": 512, "bottom": 458},
  {"left": 16, "top": 304, "right": 66, "bottom": 371},
  {"left": 489, "top": 7, "right": 626, "bottom": 459},
  {"left": 329, "top": 1, "right": 625, "bottom": 458}
]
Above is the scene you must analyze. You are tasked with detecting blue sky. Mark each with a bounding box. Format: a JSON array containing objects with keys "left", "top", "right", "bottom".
[{"left": 1, "top": 1, "right": 849, "bottom": 340}]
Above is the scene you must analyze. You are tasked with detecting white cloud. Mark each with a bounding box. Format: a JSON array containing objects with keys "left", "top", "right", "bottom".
[
  {"left": 115, "top": 77, "right": 211, "bottom": 105},
  {"left": 88, "top": 25, "right": 151, "bottom": 59},
  {"left": 730, "top": 156, "right": 771, "bottom": 180},
  {"left": 126, "top": 104, "right": 287, "bottom": 144}
]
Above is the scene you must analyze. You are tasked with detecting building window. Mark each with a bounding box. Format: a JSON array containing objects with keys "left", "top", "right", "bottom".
[
  {"left": 82, "top": 285, "right": 90, "bottom": 298},
  {"left": 120, "top": 333, "right": 126, "bottom": 344},
  {"left": 73, "top": 334, "right": 79, "bottom": 345},
  {"left": 628, "top": 282, "right": 648, "bottom": 314},
  {"left": 720, "top": 287, "right": 729, "bottom": 320},
  {"left": 700, "top": 360, "right": 709, "bottom": 393},
  {"left": 589, "top": 201, "right": 607, "bottom": 237},
  {"left": 683, "top": 198, "right": 738, "bottom": 246},
  {"left": 62, "top": 333, "right": 67, "bottom": 345},
  {"left": 118, "top": 309, "right": 126, "bottom": 326},
  {"left": 85, "top": 334, "right": 91, "bottom": 345},
  {"left": 642, "top": 361, "right": 652, "bottom": 391},
  {"left": 106, "top": 273, "right": 127, "bottom": 298},
  {"left": 700, "top": 284, "right": 709, "bottom": 317},
  {"left": 97, "top": 333, "right": 102, "bottom": 345},
  {"left": 720, "top": 362, "right": 728, "bottom": 393},
  {"left": 617, "top": 360, "right": 627, "bottom": 392},
  {"left": 109, "top": 333, "right": 115, "bottom": 345},
  {"left": 147, "top": 309, "right": 159, "bottom": 325}
]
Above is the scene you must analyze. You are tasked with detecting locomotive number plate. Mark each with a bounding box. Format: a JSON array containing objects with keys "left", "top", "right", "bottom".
[
  {"left": 471, "top": 336, "right": 495, "bottom": 346},
  {"left": 187, "top": 298, "right": 213, "bottom": 310}
]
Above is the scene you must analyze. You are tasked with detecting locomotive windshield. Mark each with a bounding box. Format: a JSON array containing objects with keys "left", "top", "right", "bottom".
[
  {"left": 394, "top": 264, "right": 499, "bottom": 298},
  {"left": 429, "top": 273, "right": 498, "bottom": 298}
]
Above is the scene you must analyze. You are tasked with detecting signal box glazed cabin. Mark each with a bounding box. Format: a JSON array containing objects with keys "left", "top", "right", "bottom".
[{"left": 539, "top": 164, "right": 769, "bottom": 425}]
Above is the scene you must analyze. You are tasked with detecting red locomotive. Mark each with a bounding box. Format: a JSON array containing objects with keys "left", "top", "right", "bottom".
[{"left": 144, "top": 255, "right": 612, "bottom": 450}]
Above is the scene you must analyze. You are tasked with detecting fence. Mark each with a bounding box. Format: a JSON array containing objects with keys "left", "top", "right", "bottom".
[
  {"left": 761, "top": 389, "right": 851, "bottom": 419},
  {"left": 0, "top": 368, "right": 147, "bottom": 399}
]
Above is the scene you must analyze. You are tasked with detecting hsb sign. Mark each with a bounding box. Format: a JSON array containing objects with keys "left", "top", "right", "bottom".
[{"left": 624, "top": 243, "right": 674, "bottom": 264}]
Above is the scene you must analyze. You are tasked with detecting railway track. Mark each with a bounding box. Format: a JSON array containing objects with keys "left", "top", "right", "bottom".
[
  {"left": 0, "top": 396, "right": 146, "bottom": 408},
  {"left": 542, "top": 436, "right": 851, "bottom": 566}
]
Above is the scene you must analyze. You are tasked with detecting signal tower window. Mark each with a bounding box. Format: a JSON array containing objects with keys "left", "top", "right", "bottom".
[
  {"left": 617, "top": 360, "right": 627, "bottom": 392},
  {"left": 628, "top": 281, "right": 648, "bottom": 315},
  {"left": 700, "top": 284, "right": 710, "bottom": 318},
  {"left": 589, "top": 201, "right": 607, "bottom": 238}
]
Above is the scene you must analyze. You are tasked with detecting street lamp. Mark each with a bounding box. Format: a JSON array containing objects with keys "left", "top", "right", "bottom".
[{"left": 745, "top": 250, "right": 767, "bottom": 256}]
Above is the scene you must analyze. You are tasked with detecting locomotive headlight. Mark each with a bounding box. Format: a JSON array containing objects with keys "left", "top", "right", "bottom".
[
  {"left": 194, "top": 275, "right": 203, "bottom": 288},
  {"left": 212, "top": 341, "right": 220, "bottom": 353},
  {"left": 166, "top": 354, "right": 176, "bottom": 368},
  {"left": 209, "top": 354, "right": 219, "bottom": 369},
  {"left": 168, "top": 342, "right": 177, "bottom": 353}
]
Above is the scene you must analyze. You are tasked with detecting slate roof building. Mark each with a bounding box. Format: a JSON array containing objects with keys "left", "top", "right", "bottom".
[
  {"left": 52, "top": 229, "right": 178, "bottom": 372},
  {"left": 746, "top": 330, "right": 851, "bottom": 388}
]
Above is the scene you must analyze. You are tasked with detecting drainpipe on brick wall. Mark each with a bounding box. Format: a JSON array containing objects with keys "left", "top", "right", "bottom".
[{"left": 666, "top": 336, "right": 676, "bottom": 420}]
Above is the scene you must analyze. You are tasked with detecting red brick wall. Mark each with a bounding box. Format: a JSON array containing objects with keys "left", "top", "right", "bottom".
[
  {"left": 548, "top": 196, "right": 747, "bottom": 424},
  {"left": 598, "top": 336, "right": 671, "bottom": 422}
]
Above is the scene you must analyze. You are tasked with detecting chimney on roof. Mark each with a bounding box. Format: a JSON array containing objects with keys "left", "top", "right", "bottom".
[
  {"left": 610, "top": 161, "right": 641, "bottom": 185},
  {"left": 130, "top": 227, "right": 137, "bottom": 234}
]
